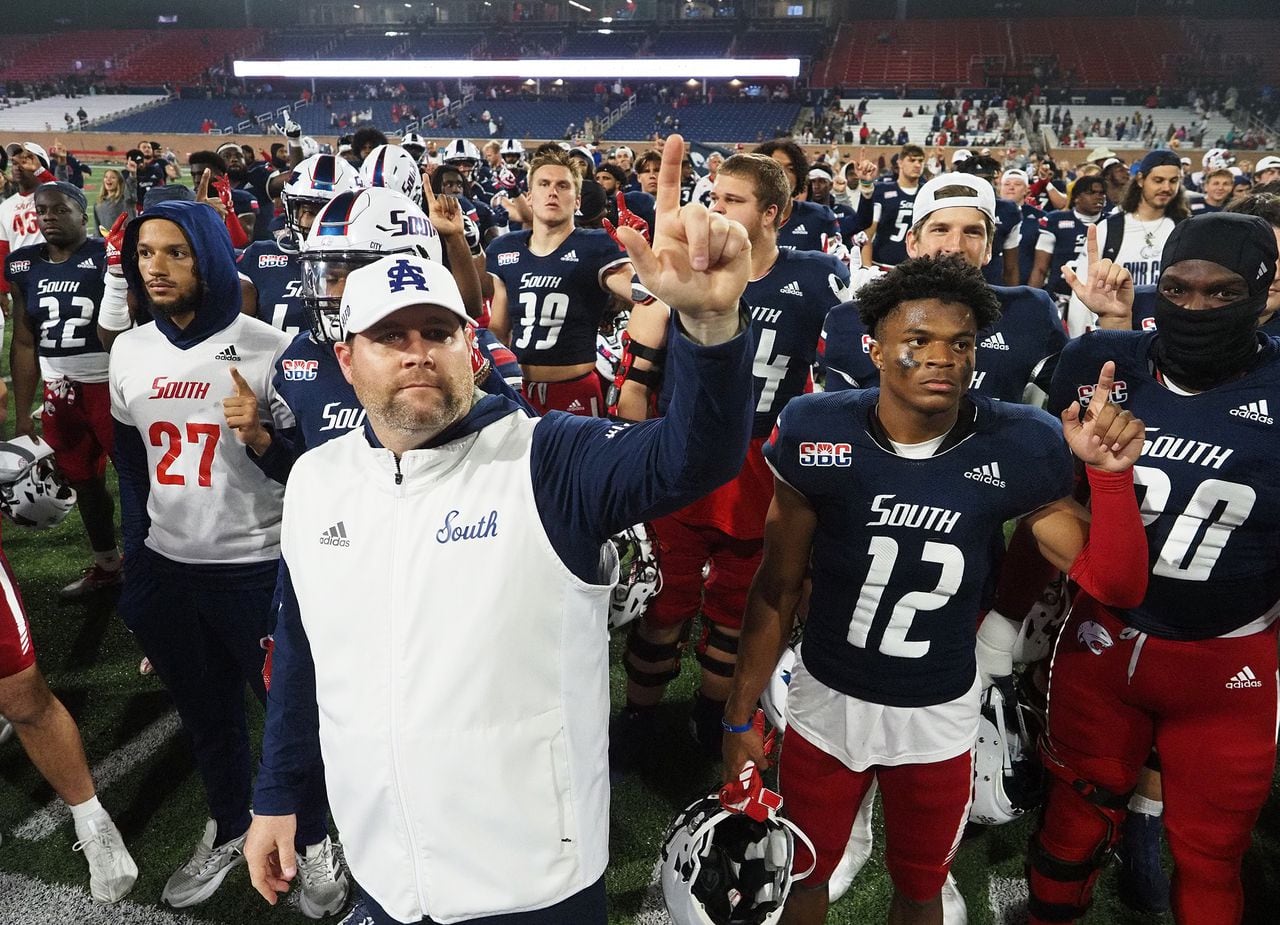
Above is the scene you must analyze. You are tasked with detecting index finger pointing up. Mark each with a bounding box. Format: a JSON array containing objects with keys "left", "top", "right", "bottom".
[
  {"left": 653, "top": 134, "right": 686, "bottom": 222},
  {"left": 1085, "top": 222, "right": 1099, "bottom": 266},
  {"left": 1090, "top": 360, "right": 1116, "bottom": 411}
]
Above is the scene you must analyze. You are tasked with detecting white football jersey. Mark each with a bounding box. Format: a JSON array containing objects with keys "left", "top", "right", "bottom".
[
  {"left": 109, "top": 314, "right": 295, "bottom": 564},
  {"left": 0, "top": 190, "right": 43, "bottom": 253}
]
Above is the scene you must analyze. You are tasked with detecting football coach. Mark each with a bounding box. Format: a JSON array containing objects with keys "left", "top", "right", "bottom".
[{"left": 244, "top": 134, "right": 756, "bottom": 925}]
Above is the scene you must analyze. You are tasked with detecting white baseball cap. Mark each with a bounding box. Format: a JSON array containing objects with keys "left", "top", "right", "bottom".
[
  {"left": 808, "top": 166, "right": 833, "bottom": 182},
  {"left": 5, "top": 141, "right": 49, "bottom": 170},
  {"left": 950, "top": 148, "right": 973, "bottom": 165},
  {"left": 913, "top": 173, "right": 997, "bottom": 226},
  {"left": 1256, "top": 156, "right": 1280, "bottom": 174},
  {"left": 1002, "top": 168, "right": 1029, "bottom": 184},
  {"left": 339, "top": 255, "right": 471, "bottom": 336}
]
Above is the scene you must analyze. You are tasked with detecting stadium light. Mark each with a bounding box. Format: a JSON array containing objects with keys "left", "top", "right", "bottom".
[
  {"left": 233, "top": 57, "right": 801, "bottom": 79},
  {"left": 568, "top": 1, "right": 592, "bottom": 10}
]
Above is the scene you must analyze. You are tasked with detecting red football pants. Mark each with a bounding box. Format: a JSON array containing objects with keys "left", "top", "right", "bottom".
[{"left": 1034, "top": 597, "right": 1278, "bottom": 925}]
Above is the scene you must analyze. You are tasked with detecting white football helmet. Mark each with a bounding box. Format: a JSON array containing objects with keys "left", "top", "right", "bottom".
[
  {"left": 0, "top": 436, "right": 76, "bottom": 529},
  {"left": 442, "top": 137, "right": 482, "bottom": 167},
  {"left": 661, "top": 783, "right": 815, "bottom": 925},
  {"left": 969, "top": 675, "right": 1043, "bottom": 826},
  {"left": 758, "top": 644, "right": 798, "bottom": 732},
  {"left": 608, "top": 523, "right": 661, "bottom": 631},
  {"left": 300, "top": 187, "right": 443, "bottom": 342},
  {"left": 499, "top": 137, "right": 526, "bottom": 167},
  {"left": 400, "top": 131, "right": 427, "bottom": 162},
  {"left": 359, "top": 144, "right": 424, "bottom": 207},
  {"left": 1202, "top": 147, "right": 1234, "bottom": 171},
  {"left": 282, "top": 154, "right": 363, "bottom": 244}
]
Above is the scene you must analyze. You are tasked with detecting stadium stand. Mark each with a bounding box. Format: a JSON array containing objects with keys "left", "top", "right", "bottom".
[
  {"left": 819, "top": 20, "right": 1010, "bottom": 88},
  {"left": 0, "top": 31, "right": 155, "bottom": 83},
  {"left": 607, "top": 101, "right": 803, "bottom": 144},
  {"left": 0, "top": 94, "right": 169, "bottom": 132},
  {"left": 110, "top": 29, "right": 263, "bottom": 86}
]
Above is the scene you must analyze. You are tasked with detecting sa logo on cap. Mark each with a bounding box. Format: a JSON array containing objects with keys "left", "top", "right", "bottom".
[{"left": 386, "top": 258, "right": 430, "bottom": 293}]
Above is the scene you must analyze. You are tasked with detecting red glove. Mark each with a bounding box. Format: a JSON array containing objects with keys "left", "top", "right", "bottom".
[
  {"left": 103, "top": 212, "right": 129, "bottom": 272},
  {"left": 495, "top": 165, "right": 518, "bottom": 192},
  {"left": 212, "top": 174, "right": 251, "bottom": 247},
  {"left": 603, "top": 191, "right": 650, "bottom": 248},
  {"left": 261, "top": 636, "right": 275, "bottom": 691}
]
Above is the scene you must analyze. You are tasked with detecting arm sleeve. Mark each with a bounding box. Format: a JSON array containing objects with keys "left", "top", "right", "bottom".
[
  {"left": 111, "top": 419, "right": 152, "bottom": 560},
  {"left": 1035, "top": 229, "right": 1056, "bottom": 253},
  {"left": 253, "top": 560, "right": 323, "bottom": 816},
  {"left": 531, "top": 311, "right": 754, "bottom": 581},
  {"left": 1068, "top": 467, "right": 1149, "bottom": 609}
]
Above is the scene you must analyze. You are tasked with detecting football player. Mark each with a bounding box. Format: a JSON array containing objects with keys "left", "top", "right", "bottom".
[
  {"left": 486, "top": 149, "right": 639, "bottom": 416},
  {"left": 1029, "top": 175, "right": 1107, "bottom": 301},
  {"left": 859, "top": 143, "right": 928, "bottom": 267},
  {"left": 109, "top": 199, "right": 346, "bottom": 916},
  {"left": 724, "top": 255, "right": 1148, "bottom": 925},
  {"left": 756, "top": 139, "right": 841, "bottom": 254},
  {"left": 239, "top": 154, "right": 361, "bottom": 338},
  {"left": 215, "top": 141, "right": 275, "bottom": 241},
  {"left": 6, "top": 182, "right": 122, "bottom": 598},
  {"left": 1024, "top": 212, "right": 1280, "bottom": 925},
  {"left": 0, "top": 142, "right": 59, "bottom": 324},
  {"left": 0, "top": 438, "right": 137, "bottom": 901},
  {"left": 611, "top": 153, "right": 849, "bottom": 768},
  {"left": 820, "top": 173, "right": 1065, "bottom": 406}
]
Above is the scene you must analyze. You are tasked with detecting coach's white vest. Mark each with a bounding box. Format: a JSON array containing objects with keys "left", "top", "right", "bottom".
[{"left": 281, "top": 409, "right": 616, "bottom": 924}]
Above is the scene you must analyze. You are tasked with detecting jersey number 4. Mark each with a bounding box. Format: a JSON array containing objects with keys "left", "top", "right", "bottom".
[
  {"left": 847, "top": 536, "right": 964, "bottom": 658},
  {"left": 149, "top": 422, "right": 221, "bottom": 487}
]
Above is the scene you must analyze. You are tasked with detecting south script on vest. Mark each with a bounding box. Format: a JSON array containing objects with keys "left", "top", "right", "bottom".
[{"left": 436, "top": 509, "right": 500, "bottom": 544}]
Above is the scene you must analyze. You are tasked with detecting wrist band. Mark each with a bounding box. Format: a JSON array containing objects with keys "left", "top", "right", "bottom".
[{"left": 721, "top": 717, "right": 754, "bottom": 734}]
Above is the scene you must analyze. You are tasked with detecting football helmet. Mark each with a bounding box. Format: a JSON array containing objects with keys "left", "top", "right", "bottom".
[
  {"left": 970, "top": 674, "right": 1043, "bottom": 826},
  {"left": 757, "top": 644, "right": 798, "bottom": 732},
  {"left": 359, "top": 144, "right": 424, "bottom": 207},
  {"left": 400, "top": 132, "right": 427, "bottom": 162},
  {"left": 499, "top": 137, "right": 526, "bottom": 167},
  {"left": 299, "top": 135, "right": 321, "bottom": 159},
  {"left": 661, "top": 767, "right": 815, "bottom": 925},
  {"left": 1202, "top": 147, "right": 1234, "bottom": 171},
  {"left": 300, "top": 187, "right": 443, "bottom": 342},
  {"left": 608, "top": 523, "right": 661, "bottom": 631},
  {"left": 442, "top": 137, "right": 482, "bottom": 169},
  {"left": 282, "top": 154, "right": 363, "bottom": 245},
  {"left": 0, "top": 436, "right": 76, "bottom": 529}
]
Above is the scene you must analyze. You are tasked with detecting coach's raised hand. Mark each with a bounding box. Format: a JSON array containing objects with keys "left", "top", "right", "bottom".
[{"left": 612, "top": 134, "right": 750, "bottom": 345}]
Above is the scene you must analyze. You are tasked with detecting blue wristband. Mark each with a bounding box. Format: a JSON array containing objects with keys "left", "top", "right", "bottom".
[{"left": 721, "top": 717, "right": 754, "bottom": 734}]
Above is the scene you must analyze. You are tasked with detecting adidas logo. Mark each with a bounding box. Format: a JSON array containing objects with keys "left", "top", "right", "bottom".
[
  {"left": 319, "top": 521, "right": 350, "bottom": 547},
  {"left": 1226, "top": 665, "right": 1263, "bottom": 689},
  {"left": 791, "top": 223, "right": 807, "bottom": 235},
  {"left": 214, "top": 345, "right": 242, "bottom": 362},
  {"left": 779, "top": 280, "right": 803, "bottom": 296},
  {"left": 566, "top": 398, "right": 585, "bottom": 413},
  {"left": 77, "top": 257, "right": 97, "bottom": 269},
  {"left": 560, "top": 249, "right": 579, "bottom": 262},
  {"left": 1230, "top": 399, "right": 1272, "bottom": 424},
  {"left": 964, "top": 461, "right": 1006, "bottom": 488},
  {"left": 980, "top": 332, "right": 1011, "bottom": 350}
]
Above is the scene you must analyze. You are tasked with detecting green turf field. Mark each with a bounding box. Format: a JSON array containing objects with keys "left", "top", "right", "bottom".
[{"left": 1, "top": 171, "right": 1279, "bottom": 923}]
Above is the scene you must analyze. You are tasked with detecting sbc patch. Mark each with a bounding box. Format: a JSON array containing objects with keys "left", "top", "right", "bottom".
[{"left": 282, "top": 359, "right": 319, "bottom": 381}]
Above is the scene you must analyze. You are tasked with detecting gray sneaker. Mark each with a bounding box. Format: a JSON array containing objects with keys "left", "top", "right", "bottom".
[
  {"left": 161, "top": 819, "right": 246, "bottom": 908},
  {"left": 73, "top": 810, "right": 138, "bottom": 903},
  {"left": 297, "top": 835, "right": 350, "bottom": 919}
]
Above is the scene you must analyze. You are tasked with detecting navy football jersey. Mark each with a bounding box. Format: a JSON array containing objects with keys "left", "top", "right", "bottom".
[
  {"left": 820, "top": 285, "right": 1065, "bottom": 402},
  {"left": 870, "top": 183, "right": 919, "bottom": 265},
  {"left": 5, "top": 238, "right": 108, "bottom": 370},
  {"left": 766, "top": 390, "right": 1072, "bottom": 706},
  {"left": 1036, "top": 210, "right": 1102, "bottom": 295},
  {"left": 1016, "top": 202, "right": 1045, "bottom": 288},
  {"left": 1049, "top": 331, "right": 1280, "bottom": 639},
  {"left": 778, "top": 200, "right": 840, "bottom": 253},
  {"left": 486, "top": 228, "right": 628, "bottom": 367},
  {"left": 982, "top": 198, "right": 1024, "bottom": 286},
  {"left": 238, "top": 239, "right": 305, "bottom": 336}
]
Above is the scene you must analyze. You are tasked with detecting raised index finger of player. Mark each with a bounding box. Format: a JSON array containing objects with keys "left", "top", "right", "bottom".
[
  {"left": 1089, "top": 360, "right": 1116, "bottom": 415},
  {"left": 1085, "top": 222, "right": 1100, "bottom": 265},
  {"left": 652, "top": 133, "right": 686, "bottom": 222}
]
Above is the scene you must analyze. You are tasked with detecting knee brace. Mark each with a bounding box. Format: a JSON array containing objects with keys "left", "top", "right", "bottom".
[
  {"left": 1027, "top": 756, "right": 1131, "bottom": 923},
  {"left": 696, "top": 624, "right": 739, "bottom": 678},
  {"left": 623, "top": 622, "right": 687, "bottom": 687}
]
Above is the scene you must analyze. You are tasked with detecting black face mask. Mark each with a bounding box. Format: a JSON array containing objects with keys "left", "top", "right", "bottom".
[{"left": 1153, "top": 293, "right": 1262, "bottom": 391}]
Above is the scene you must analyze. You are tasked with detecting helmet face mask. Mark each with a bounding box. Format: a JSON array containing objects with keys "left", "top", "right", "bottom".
[
  {"left": 0, "top": 436, "right": 76, "bottom": 529},
  {"left": 282, "top": 154, "right": 362, "bottom": 246},
  {"left": 500, "top": 137, "right": 526, "bottom": 168}
]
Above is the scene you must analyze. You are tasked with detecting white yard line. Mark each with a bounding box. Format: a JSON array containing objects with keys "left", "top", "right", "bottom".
[
  {"left": 632, "top": 857, "right": 674, "bottom": 925},
  {"left": 13, "top": 710, "right": 181, "bottom": 841},
  {"left": 0, "top": 871, "right": 203, "bottom": 925},
  {"left": 988, "top": 875, "right": 1030, "bottom": 925}
]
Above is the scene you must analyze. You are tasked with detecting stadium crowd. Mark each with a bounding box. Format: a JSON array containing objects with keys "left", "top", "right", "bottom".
[{"left": 1, "top": 84, "right": 1280, "bottom": 925}]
